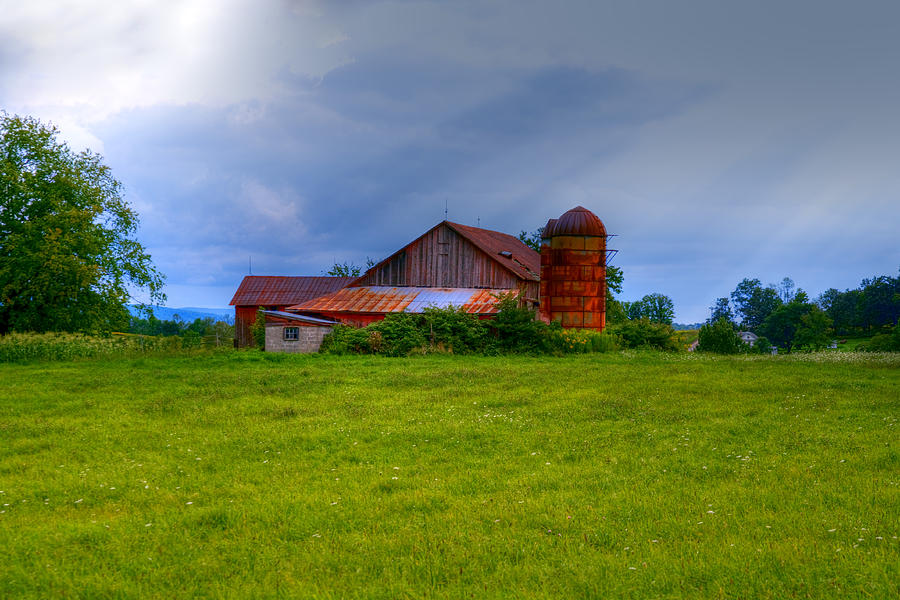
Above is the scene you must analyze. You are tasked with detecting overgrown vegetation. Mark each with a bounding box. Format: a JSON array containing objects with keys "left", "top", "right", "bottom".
[
  {"left": 1, "top": 353, "right": 897, "bottom": 598},
  {"left": 0, "top": 331, "right": 224, "bottom": 362},
  {"left": 250, "top": 307, "right": 266, "bottom": 349},
  {"left": 607, "top": 317, "right": 679, "bottom": 351},
  {"left": 320, "top": 297, "right": 627, "bottom": 356},
  {"left": 859, "top": 320, "right": 900, "bottom": 352}
]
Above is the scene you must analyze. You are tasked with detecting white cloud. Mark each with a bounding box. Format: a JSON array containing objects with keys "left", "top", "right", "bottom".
[{"left": 0, "top": 0, "right": 351, "bottom": 128}]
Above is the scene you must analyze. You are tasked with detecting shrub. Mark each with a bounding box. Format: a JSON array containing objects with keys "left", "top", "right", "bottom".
[
  {"left": 862, "top": 320, "right": 900, "bottom": 351},
  {"left": 421, "top": 306, "right": 488, "bottom": 354},
  {"left": 319, "top": 296, "right": 621, "bottom": 356},
  {"left": 251, "top": 307, "right": 266, "bottom": 349},
  {"left": 319, "top": 325, "right": 375, "bottom": 355},
  {"left": 546, "top": 324, "right": 619, "bottom": 354},
  {"left": 750, "top": 335, "right": 773, "bottom": 354},
  {"left": 697, "top": 318, "right": 742, "bottom": 354},
  {"left": 370, "top": 313, "right": 428, "bottom": 356},
  {"left": 486, "top": 294, "right": 548, "bottom": 353},
  {"left": 612, "top": 318, "right": 680, "bottom": 351}
]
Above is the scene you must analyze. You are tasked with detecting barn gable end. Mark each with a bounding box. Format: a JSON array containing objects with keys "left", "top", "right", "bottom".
[{"left": 354, "top": 221, "right": 539, "bottom": 302}]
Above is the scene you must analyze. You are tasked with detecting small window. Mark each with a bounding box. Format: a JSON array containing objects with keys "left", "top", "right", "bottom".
[{"left": 283, "top": 327, "right": 299, "bottom": 341}]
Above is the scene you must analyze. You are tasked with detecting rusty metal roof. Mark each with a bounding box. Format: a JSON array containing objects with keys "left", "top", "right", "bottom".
[
  {"left": 230, "top": 276, "right": 355, "bottom": 306},
  {"left": 546, "top": 206, "right": 607, "bottom": 237},
  {"left": 288, "top": 286, "right": 518, "bottom": 315},
  {"left": 444, "top": 221, "right": 540, "bottom": 280}
]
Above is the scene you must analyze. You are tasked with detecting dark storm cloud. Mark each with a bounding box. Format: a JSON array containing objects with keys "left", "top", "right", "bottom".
[
  {"left": 3, "top": 0, "right": 899, "bottom": 318},
  {"left": 96, "top": 60, "right": 701, "bottom": 290}
]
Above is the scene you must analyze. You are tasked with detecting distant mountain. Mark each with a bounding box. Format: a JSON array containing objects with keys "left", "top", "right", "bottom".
[
  {"left": 127, "top": 305, "right": 234, "bottom": 324},
  {"left": 673, "top": 322, "right": 703, "bottom": 331}
]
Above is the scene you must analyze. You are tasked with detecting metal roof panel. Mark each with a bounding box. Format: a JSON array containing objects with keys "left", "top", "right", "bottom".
[
  {"left": 230, "top": 276, "right": 355, "bottom": 306},
  {"left": 288, "top": 286, "right": 518, "bottom": 315}
]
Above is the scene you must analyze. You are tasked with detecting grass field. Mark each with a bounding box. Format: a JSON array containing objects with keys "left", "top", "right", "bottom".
[{"left": 1, "top": 352, "right": 898, "bottom": 598}]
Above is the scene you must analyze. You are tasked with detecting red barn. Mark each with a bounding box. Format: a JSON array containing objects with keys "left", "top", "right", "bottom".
[
  {"left": 287, "top": 221, "right": 540, "bottom": 325},
  {"left": 229, "top": 276, "right": 354, "bottom": 347},
  {"left": 229, "top": 207, "right": 612, "bottom": 350}
]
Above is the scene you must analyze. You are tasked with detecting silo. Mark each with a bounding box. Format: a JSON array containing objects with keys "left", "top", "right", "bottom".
[{"left": 539, "top": 206, "right": 608, "bottom": 331}]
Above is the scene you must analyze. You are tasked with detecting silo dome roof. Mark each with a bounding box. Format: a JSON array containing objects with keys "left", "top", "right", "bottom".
[{"left": 549, "top": 206, "right": 606, "bottom": 237}]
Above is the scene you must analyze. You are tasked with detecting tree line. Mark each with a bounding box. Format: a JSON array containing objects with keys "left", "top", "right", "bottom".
[
  {"left": 699, "top": 271, "right": 900, "bottom": 353},
  {"left": 128, "top": 314, "right": 234, "bottom": 345}
]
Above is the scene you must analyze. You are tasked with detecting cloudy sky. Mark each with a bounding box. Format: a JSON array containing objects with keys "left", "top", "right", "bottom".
[{"left": 2, "top": 0, "right": 898, "bottom": 322}]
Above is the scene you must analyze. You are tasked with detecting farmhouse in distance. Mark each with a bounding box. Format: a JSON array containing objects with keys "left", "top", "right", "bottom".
[{"left": 230, "top": 206, "right": 614, "bottom": 352}]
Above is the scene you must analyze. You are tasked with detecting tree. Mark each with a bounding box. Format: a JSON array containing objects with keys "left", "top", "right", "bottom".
[
  {"left": 517, "top": 228, "right": 544, "bottom": 252},
  {"left": 776, "top": 277, "right": 796, "bottom": 303},
  {"left": 623, "top": 300, "right": 643, "bottom": 320},
  {"left": 730, "top": 278, "right": 782, "bottom": 331},
  {"left": 0, "top": 114, "right": 164, "bottom": 333},
  {"left": 605, "top": 297, "right": 627, "bottom": 324},
  {"left": 708, "top": 297, "right": 734, "bottom": 325},
  {"left": 622, "top": 293, "right": 675, "bottom": 324},
  {"left": 859, "top": 274, "right": 900, "bottom": 331},
  {"left": 818, "top": 288, "right": 857, "bottom": 335},
  {"left": 865, "top": 320, "right": 900, "bottom": 351},
  {"left": 793, "top": 306, "right": 833, "bottom": 351},
  {"left": 326, "top": 257, "right": 375, "bottom": 277},
  {"left": 603, "top": 265, "right": 626, "bottom": 324},
  {"left": 327, "top": 261, "right": 362, "bottom": 277},
  {"left": 639, "top": 292, "right": 675, "bottom": 324},
  {"left": 606, "top": 265, "right": 623, "bottom": 296},
  {"left": 697, "top": 317, "right": 741, "bottom": 354},
  {"left": 759, "top": 295, "right": 827, "bottom": 352}
]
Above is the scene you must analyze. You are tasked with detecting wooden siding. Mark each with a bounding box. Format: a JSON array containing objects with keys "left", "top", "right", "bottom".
[
  {"left": 234, "top": 305, "right": 291, "bottom": 348},
  {"left": 357, "top": 224, "right": 523, "bottom": 289}
]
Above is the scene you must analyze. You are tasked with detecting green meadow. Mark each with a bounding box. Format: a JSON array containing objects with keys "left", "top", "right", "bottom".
[{"left": 1, "top": 352, "right": 898, "bottom": 598}]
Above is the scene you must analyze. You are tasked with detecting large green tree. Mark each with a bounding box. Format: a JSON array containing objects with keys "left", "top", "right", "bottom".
[
  {"left": 792, "top": 306, "right": 833, "bottom": 351},
  {"left": 623, "top": 293, "right": 675, "bottom": 324},
  {"left": 758, "top": 291, "right": 830, "bottom": 351},
  {"left": 730, "top": 278, "right": 782, "bottom": 331},
  {"left": 0, "top": 114, "right": 164, "bottom": 333},
  {"left": 707, "top": 297, "right": 734, "bottom": 325},
  {"left": 817, "top": 287, "right": 861, "bottom": 334}
]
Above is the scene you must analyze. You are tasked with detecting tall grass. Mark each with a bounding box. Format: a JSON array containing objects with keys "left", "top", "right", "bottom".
[{"left": 0, "top": 332, "right": 223, "bottom": 363}]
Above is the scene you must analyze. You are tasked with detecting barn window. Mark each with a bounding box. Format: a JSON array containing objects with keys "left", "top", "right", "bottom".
[{"left": 283, "top": 327, "right": 299, "bottom": 341}]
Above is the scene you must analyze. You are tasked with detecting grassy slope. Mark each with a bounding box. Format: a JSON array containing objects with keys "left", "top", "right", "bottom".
[{"left": 1, "top": 352, "right": 898, "bottom": 599}]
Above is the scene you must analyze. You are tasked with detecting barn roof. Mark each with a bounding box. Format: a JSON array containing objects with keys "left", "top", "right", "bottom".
[
  {"left": 230, "top": 276, "right": 355, "bottom": 306},
  {"left": 444, "top": 222, "right": 540, "bottom": 281},
  {"left": 288, "top": 286, "right": 518, "bottom": 315}
]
